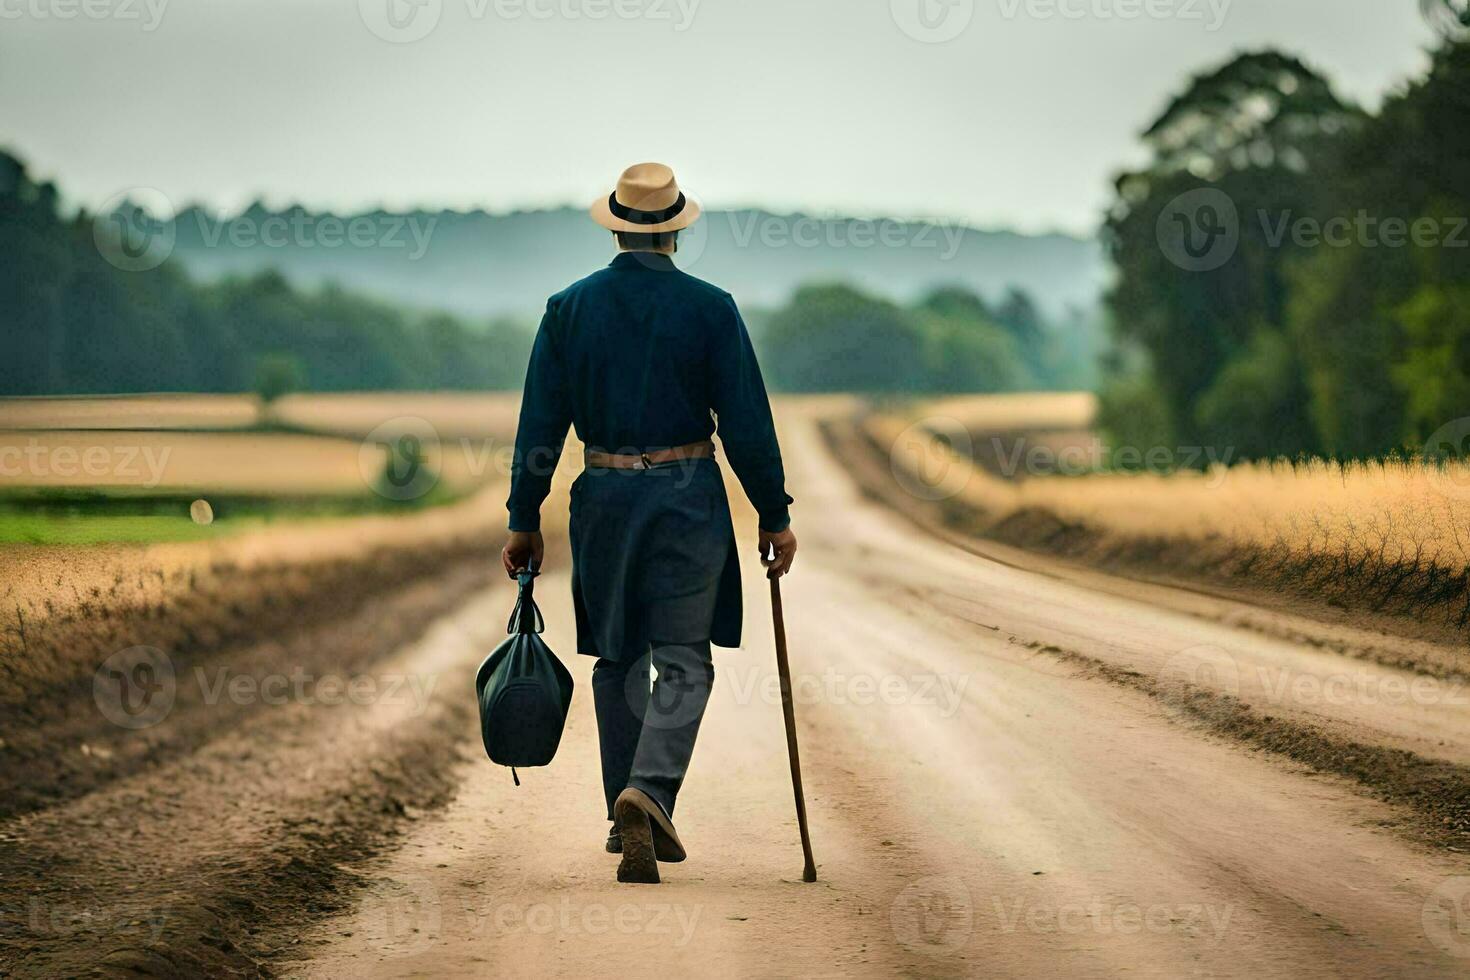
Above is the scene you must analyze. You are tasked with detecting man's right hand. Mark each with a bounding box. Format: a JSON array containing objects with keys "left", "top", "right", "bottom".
[
  {"left": 759, "top": 526, "right": 797, "bottom": 579},
  {"left": 501, "top": 531, "right": 544, "bottom": 578}
]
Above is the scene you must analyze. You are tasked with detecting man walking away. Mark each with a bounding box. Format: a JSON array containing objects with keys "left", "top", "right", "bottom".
[{"left": 502, "top": 163, "right": 797, "bottom": 884}]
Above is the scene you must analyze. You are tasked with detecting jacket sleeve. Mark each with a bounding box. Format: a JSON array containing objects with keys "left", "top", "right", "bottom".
[
  {"left": 709, "top": 294, "right": 793, "bottom": 533},
  {"left": 506, "top": 302, "right": 573, "bottom": 532}
]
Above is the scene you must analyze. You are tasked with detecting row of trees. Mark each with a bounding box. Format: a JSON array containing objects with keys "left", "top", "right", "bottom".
[
  {"left": 2, "top": 144, "right": 1090, "bottom": 400},
  {"left": 760, "top": 282, "right": 1096, "bottom": 394},
  {"left": 0, "top": 152, "right": 533, "bottom": 398},
  {"left": 1103, "top": 33, "right": 1470, "bottom": 460}
]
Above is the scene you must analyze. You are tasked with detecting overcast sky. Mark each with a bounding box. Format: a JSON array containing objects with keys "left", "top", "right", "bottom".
[{"left": 0, "top": 0, "right": 1442, "bottom": 235}]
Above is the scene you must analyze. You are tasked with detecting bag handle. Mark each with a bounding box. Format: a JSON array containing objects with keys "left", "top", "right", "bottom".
[{"left": 506, "top": 564, "right": 545, "bottom": 635}]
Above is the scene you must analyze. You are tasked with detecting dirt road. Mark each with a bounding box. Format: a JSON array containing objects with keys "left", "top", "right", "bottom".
[{"left": 288, "top": 403, "right": 1470, "bottom": 978}]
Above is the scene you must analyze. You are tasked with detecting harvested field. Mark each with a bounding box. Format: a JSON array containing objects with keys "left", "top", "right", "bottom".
[
  {"left": 271, "top": 391, "right": 521, "bottom": 439},
  {"left": 0, "top": 394, "right": 261, "bottom": 431},
  {"left": 0, "top": 429, "right": 497, "bottom": 496},
  {"left": 908, "top": 390, "right": 1098, "bottom": 434},
  {"left": 0, "top": 393, "right": 524, "bottom": 544},
  {"left": 0, "top": 392, "right": 521, "bottom": 439}
]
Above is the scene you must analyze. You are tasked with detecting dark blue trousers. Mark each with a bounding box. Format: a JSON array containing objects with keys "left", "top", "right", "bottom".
[{"left": 591, "top": 585, "right": 719, "bottom": 821}]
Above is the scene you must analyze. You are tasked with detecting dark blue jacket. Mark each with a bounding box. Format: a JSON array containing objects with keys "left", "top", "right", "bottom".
[
  {"left": 507, "top": 251, "right": 791, "bottom": 533},
  {"left": 507, "top": 251, "right": 792, "bottom": 657}
]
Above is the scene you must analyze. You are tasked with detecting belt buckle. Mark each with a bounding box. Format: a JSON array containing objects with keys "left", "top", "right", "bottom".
[{"left": 635, "top": 452, "right": 653, "bottom": 470}]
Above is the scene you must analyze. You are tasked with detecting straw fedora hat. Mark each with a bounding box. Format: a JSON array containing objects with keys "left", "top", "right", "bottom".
[{"left": 590, "top": 162, "right": 701, "bottom": 234}]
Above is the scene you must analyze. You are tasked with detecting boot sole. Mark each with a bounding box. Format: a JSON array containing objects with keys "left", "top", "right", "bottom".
[
  {"left": 614, "top": 796, "right": 660, "bottom": 884},
  {"left": 617, "top": 787, "right": 687, "bottom": 863}
]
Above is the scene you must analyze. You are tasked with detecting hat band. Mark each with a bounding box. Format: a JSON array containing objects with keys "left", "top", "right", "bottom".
[{"left": 608, "top": 191, "right": 686, "bottom": 226}]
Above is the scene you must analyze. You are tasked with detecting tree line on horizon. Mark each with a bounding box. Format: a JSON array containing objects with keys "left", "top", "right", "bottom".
[
  {"left": 1102, "top": 33, "right": 1470, "bottom": 462},
  {"left": 0, "top": 147, "right": 1091, "bottom": 401},
  {"left": 0, "top": 152, "right": 534, "bottom": 400},
  {"left": 758, "top": 282, "right": 1098, "bottom": 394}
]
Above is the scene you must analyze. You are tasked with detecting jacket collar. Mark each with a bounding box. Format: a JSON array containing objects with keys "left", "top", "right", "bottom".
[{"left": 609, "top": 251, "right": 677, "bottom": 272}]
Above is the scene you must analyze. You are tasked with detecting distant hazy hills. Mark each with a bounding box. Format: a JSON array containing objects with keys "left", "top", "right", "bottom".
[{"left": 166, "top": 204, "right": 1106, "bottom": 320}]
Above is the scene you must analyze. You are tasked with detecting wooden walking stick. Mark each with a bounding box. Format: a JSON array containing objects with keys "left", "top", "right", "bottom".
[{"left": 769, "top": 572, "right": 818, "bottom": 883}]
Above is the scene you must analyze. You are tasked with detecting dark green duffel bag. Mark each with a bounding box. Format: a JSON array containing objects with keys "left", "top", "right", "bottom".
[{"left": 475, "top": 568, "right": 573, "bottom": 783}]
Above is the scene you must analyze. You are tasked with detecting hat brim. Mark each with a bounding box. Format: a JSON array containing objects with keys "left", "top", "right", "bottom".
[{"left": 589, "top": 194, "right": 701, "bottom": 233}]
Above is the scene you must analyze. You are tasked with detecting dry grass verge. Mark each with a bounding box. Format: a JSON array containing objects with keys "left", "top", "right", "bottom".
[{"left": 836, "top": 409, "right": 1470, "bottom": 652}]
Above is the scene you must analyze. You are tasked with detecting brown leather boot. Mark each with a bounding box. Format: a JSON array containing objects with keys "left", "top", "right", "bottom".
[{"left": 613, "top": 787, "right": 687, "bottom": 883}]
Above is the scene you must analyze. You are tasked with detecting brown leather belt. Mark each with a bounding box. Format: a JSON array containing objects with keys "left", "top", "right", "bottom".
[{"left": 585, "top": 440, "right": 715, "bottom": 470}]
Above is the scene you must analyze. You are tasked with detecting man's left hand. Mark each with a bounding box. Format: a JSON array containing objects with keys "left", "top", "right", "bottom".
[{"left": 759, "top": 526, "right": 797, "bottom": 579}]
